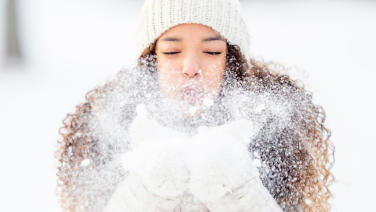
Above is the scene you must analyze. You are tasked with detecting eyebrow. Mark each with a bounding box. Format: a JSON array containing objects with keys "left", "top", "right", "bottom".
[
  {"left": 203, "top": 36, "right": 225, "bottom": 42},
  {"left": 160, "top": 37, "right": 182, "bottom": 42},
  {"left": 160, "top": 36, "right": 225, "bottom": 42}
]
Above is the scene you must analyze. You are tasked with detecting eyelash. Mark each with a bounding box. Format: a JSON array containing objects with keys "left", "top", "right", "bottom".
[
  {"left": 162, "top": 52, "right": 222, "bottom": 55},
  {"left": 205, "top": 52, "right": 222, "bottom": 55},
  {"left": 163, "top": 52, "right": 180, "bottom": 55}
]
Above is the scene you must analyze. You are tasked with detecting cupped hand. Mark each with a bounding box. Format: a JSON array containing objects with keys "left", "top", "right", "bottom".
[
  {"left": 187, "top": 120, "right": 257, "bottom": 202},
  {"left": 122, "top": 105, "right": 190, "bottom": 199}
]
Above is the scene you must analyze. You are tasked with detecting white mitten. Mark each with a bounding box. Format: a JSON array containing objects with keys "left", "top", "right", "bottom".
[
  {"left": 123, "top": 105, "right": 190, "bottom": 199},
  {"left": 187, "top": 120, "right": 282, "bottom": 212},
  {"left": 105, "top": 105, "right": 190, "bottom": 212},
  {"left": 187, "top": 120, "right": 256, "bottom": 202}
]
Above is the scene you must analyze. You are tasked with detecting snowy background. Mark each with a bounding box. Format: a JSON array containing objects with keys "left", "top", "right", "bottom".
[{"left": 0, "top": 0, "right": 375, "bottom": 211}]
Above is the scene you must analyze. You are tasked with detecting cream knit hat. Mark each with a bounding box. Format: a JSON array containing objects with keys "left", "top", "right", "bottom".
[{"left": 136, "top": 0, "right": 251, "bottom": 59}]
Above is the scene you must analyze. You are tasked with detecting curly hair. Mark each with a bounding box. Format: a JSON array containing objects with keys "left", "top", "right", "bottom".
[{"left": 55, "top": 43, "right": 334, "bottom": 212}]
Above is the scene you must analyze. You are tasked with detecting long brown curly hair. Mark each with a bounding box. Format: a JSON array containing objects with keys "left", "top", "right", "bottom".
[{"left": 55, "top": 43, "right": 334, "bottom": 212}]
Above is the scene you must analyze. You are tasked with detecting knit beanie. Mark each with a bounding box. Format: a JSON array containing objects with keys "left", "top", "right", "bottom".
[{"left": 136, "top": 0, "right": 251, "bottom": 59}]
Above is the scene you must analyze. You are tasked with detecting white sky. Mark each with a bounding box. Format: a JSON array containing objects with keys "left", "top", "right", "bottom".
[{"left": 0, "top": 0, "right": 375, "bottom": 211}]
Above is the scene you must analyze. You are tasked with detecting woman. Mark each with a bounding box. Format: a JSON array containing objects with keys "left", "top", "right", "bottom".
[{"left": 55, "top": 0, "right": 334, "bottom": 211}]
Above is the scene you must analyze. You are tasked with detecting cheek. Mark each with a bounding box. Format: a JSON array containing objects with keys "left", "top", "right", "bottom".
[
  {"left": 157, "top": 59, "right": 182, "bottom": 97},
  {"left": 202, "top": 58, "right": 226, "bottom": 92}
]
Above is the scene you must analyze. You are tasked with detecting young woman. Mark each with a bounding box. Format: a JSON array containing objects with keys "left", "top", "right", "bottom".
[{"left": 55, "top": 0, "right": 334, "bottom": 211}]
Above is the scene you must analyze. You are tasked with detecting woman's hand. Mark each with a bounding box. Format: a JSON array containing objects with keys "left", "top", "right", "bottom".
[
  {"left": 123, "top": 105, "right": 190, "bottom": 199},
  {"left": 105, "top": 105, "right": 190, "bottom": 212},
  {"left": 123, "top": 139, "right": 189, "bottom": 199},
  {"left": 186, "top": 120, "right": 282, "bottom": 212},
  {"left": 186, "top": 120, "right": 256, "bottom": 202}
]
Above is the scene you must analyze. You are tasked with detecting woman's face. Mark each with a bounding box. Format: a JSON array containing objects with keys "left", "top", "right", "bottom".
[{"left": 155, "top": 24, "right": 227, "bottom": 116}]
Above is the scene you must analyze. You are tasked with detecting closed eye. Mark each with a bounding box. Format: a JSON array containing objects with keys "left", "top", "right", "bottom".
[
  {"left": 205, "top": 52, "right": 222, "bottom": 55},
  {"left": 163, "top": 52, "right": 180, "bottom": 55}
]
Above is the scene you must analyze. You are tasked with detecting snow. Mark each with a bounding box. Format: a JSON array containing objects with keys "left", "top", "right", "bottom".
[
  {"left": 80, "top": 159, "right": 91, "bottom": 167},
  {"left": 1, "top": 0, "right": 376, "bottom": 211},
  {"left": 124, "top": 105, "right": 256, "bottom": 201},
  {"left": 189, "top": 107, "right": 198, "bottom": 116},
  {"left": 203, "top": 98, "right": 214, "bottom": 107}
]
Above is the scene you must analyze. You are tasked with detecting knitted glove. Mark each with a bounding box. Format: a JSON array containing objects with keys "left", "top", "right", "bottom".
[
  {"left": 187, "top": 120, "right": 255, "bottom": 202},
  {"left": 187, "top": 120, "right": 283, "bottom": 212},
  {"left": 105, "top": 105, "right": 189, "bottom": 211}
]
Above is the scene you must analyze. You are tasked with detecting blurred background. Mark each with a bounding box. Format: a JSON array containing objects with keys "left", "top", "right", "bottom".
[{"left": 0, "top": 0, "right": 375, "bottom": 211}]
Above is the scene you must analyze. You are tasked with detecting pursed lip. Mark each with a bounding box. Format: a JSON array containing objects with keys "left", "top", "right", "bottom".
[{"left": 180, "top": 86, "right": 203, "bottom": 103}]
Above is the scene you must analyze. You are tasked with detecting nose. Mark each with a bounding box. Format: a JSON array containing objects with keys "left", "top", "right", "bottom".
[{"left": 182, "top": 57, "right": 201, "bottom": 78}]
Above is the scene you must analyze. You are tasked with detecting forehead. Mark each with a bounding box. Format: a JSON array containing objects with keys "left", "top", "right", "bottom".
[{"left": 158, "top": 24, "right": 225, "bottom": 42}]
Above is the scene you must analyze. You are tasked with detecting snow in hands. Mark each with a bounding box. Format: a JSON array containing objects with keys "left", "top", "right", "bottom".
[{"left": 123, "top": 105, "right": 257, "bottom": 201}]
